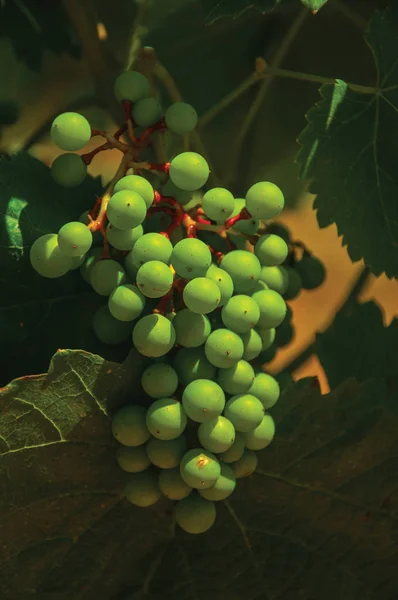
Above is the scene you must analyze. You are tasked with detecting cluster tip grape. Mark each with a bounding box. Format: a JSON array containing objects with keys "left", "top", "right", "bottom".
[{"left": 30, "top": 63, "right": 326, "bottom": 534}]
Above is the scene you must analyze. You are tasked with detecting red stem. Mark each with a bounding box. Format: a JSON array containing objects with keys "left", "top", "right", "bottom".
[{"left": 224, "top": 207, "right": 252, "bottom": 230}]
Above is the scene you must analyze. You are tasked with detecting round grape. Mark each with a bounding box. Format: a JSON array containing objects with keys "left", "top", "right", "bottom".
[
  {"left": 114, "top": 71, "right": 150, "bottom": 102},
  {"left": 205, "top": 264, "right": 234, "bottom": 306},
  {"left": 161, "top": 178, "right": 193, "bottom": 206},
  {"left": 57, "top": 221, "right": 93, "bottom": 257},
  {"left": 202, "top": 187, "right": 235, "bottom": 221},
  {"left": 173, "top": 347, "right": 216, "bottom": 385},
  {"left": 255, "top": 234, "right": 288, "bottom": 266},
  {"left": 90, "top": 259, "right": 126, "bottom": 296},
  {"left": 129, "top": 232, "right": 173, "bottom": 268},
  {"left": 245, "top": 181, "right": 284, "bottom": 219},
  {"left": 198, "top": 416, "right": 235, "bottom": 454},
  {"left": 132, "top": 97, "right": 163, "bottom": 127},
  {"left": 228, "top": 198, "right": 260, "bottom": 235},
  {"left": 259, "top": 265, "right": 289, "bottom": 295},
  {"left": 199, "top": 463, "right": 236, "bottom": 501},
  {"left": 92, "top": 304, "right": 132, "bottom": 344},
  {"left": 224, "top": 394, "right": 264, "bottom": 432},
  {"left": 136, "top": 260, "right": 173, "bottom": 298},
  {"left": 169, "top": 152, "right": 210, "bottom": 191},
  {"left": 266, "top": 222, "right": 291, "bottom": 244},
  {"left": 112, "top": 405, "right": 150, "bottom": 446},
  {"left": 141, "top": 363, "right": 178, "bottom": 398},
  {"left": 133, "top": 313, "right": 176, "bottom": 357},
  {"left": 116, "top": 445, "right": 151, "bottom": 473},
  {"left": 124, "top": 470, "right": 161, "bottom": 507},
  {"left": 107, "top": 190, "right": 147, "bottom": 230},
  {"left": 165, "top": 102, "right": 198, "bottom": 135},
  {"left": 220, "top": 250, "right": 261, "bottom": 293},
  {"left": 243, "top": 414, "right": 275, "bottom": 451},
  {"left": 146, "top": 435, "right": 187, "bottom": 468},
  {"left": 114, "top": 174, "right": 154, "bottom": 209},
  {"left": 173, "top": 309, "right": 211, "bottom": 347},
  {"left": 146, "top": 398, "right": 187, "bottom": 440},
  {"left": 220, "top": 432, "right": 245, "bottom": 463},
  {"left": 30, "top": 234, "right": 72, "bottom": 278},
  {"left": 217, "top": 360, "right": 255, "bottom": 395},
  {"left": 51, "top": 112, "right": 91, "bottom": 151},
  {"left": 294, "top": 253, "right": 326, "bottom": 290},
  {"left": 233, "top": 449, "right": 258, "bottom": 478},
  {"left": 183, "top": 278, "right": 220, "bottom": 314},
  {"left": 51, "top": 153, "right": 87, "bottom": 187},
  {"left": 221, "top": 294, "right": 260, "bottom": 334},
  {"left": 249, "top": 372, "right": 280, "bottom": 409},
  {"left": 180, "top": 448, "right": 221, "bottom": 489},
  {"left": 159, "top": 468, "right": 192, "bottom": 500},
  {"left": 175, "top": 494, "right": 216, "bottom": 534},
  {"left": 182, "top": 379, "right": 225, "bottom": 422},
  {"left": 256, "top": 327, "right": 276, "bottom": 351},
  {"left": 107, "top": 223, "right": 143, "bottom": 251},
  {"left": 204, "top": 328, "right": 244, "bottom": 369},
  {"left": 252, "top": 289, "right": 286, "bottom": 328},
  {"left": 240, "top": 329, "right": 262, "bottom": 361},
  {"left": 80, "top": 248, "right": 103, "bottom": 283},
  {"left": 171, "top": 238, "right": 212, "bottom": 279},
  {"left": 108, "top": 284, "right": 145, "bottom": 321}
]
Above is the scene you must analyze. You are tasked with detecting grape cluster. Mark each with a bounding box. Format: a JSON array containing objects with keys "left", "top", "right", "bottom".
[{"left": 30, "top": 65, "right": 313, "bottom": 534}]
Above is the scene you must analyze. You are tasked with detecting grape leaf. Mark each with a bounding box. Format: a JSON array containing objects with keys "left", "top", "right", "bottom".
[
  {"left": 0, "top": 0, "right": 80, "bottom": 70},
  {"left": 315, "top": 299, "right": 398, "bottom": 389},
  {"left": 0, "top": 153, "right": 131, "bottom": 386},
  {"left": 1, "top": 350, "right": 398, "bottom": 599},
  {"left": 296, "top": 5, "right": 398, "bottom": 278},
  {"left": 200, "top": 0, "right": 282, "bottom": 25},
  {"left": 301, "top": 0, "right": 328, "bottom": 12}
]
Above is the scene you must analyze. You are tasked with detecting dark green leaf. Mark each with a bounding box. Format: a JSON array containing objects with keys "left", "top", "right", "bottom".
[
  {"left": 201, "top": 0, "right": 282, "bottom": 25},
  {"left": 316, "top": 299, "right": 398, "bottom": 389},
  {"left": 1, "top": 354, "right": 398, "bottom": 599},
  {"left": 297, "top": 5, "right": 398, "bottom": 278},
  {"left": 0, "top": 100, "right": 19, "bottom": 125},
  {"left": 0, "top": 0, "right": 80, "bottom": 70},
  {"left": 301, "top": 0, "right": 328, "bottom": 12}
]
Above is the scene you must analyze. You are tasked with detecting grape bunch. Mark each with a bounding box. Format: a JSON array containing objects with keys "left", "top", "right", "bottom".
[{"left": 30, "top": 65, "right": 297, "bottom": 534}]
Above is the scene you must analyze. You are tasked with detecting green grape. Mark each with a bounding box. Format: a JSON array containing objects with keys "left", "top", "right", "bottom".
[
  {"left": 112, "top": 404, "right": 150, "bottom": 446},
  {"left": 116, "top": 445, "right": 151, "bottom": 473},
  {"left": 183, "top": 278, "right": 220, "bottom": 314},
  {"left": 198, "top": 416, "right": 235, "bottom": 454},
  {"left": 202, "top": 187, "right": 235, "bottom": 221},
  {"left": 173, "top": 309, "right": 211, "bottom": 347},
  {"left": 283, "top": 266, "right": 302, "bottom": 300},
  {"left": 266, "top": 222, "right": 291, "bottom": 244},
  {"left": 80, "top": 247, "right": 102, "bottom": 283},
  {"left": 224, "top": 394, "right": 264, "bottom": 432},
  {"left": 245, "top": 181, "right": 284, "bottom": 219},
  {"left": 255, "top": 234, "right": 288, "bottom": 266},
  {"left": 69, "top": 253, "right": 86, "bottom": 270},
  {"left": 175, "top": 493, "right": 216, "bottom": 534},
  {"left": 180, "top": 448, "right": 221, "bottom": 489},
  {"left": 124, "top": 470, "right": 161, "bottom": 507},
  {"left": 256, "top": 327, "right": 276, "bottom": 351},
  {"left": 259, "top": 265, "right": 289, "bottom": 295},
  {"left": 205, "top": 263, "right": 234, "bottom": 306},
  {"left": 107, "top": 190, "right": 147, "bottom": 230},
  {"left": 159, "top": 468, "right": 192, "bottom": 500},
  {"left": 133, "top": 313, "right": 176, "bottom": 357},
  {"left": 173, "top": 347, "right": 216, "bottom": 385},
  {"left": 165, "top": 102, "right": 198, "bottom": 135},
  {"left": 132, "top": 97, "right": 162, "bottom": 127},
  {"left": 249, "top": 372, "right": 280, "bottom": 409},
  {"left": 30, "top": 233, "right": 72, "bottom": 278},
  {"left": 51, "top": 153, "right": 87, "bottom": 187},
  {"left": 294, "top": 253, "right": 326, "bottom": 290},
  {"left": 169, "top": 152, "right": 210, "bottom": 191},
  {"left": 128, "top": 232, "right": 173, "bottom": 269},
  {"left": 108, "top": 284, "right": 145, "bottom": 321},
  {"left": 57, "top": 221, "right": 93, "bottom": 257},
  {"left": 233, "top": 449, "right": 258, "bottom": 478},
  {"left": 220, "top": 432, "right": 245, "bottom": 463},
  {"left": 90, "top": 259, "right": 126, "bottom": 296},
  {"left": 220, "top": 250, "right": 261, "bottom": 293},
  {"left": 114, "top": 70, "right": 150, "bottom": 102},
  {"left": 275, "top": 319, "right": 294, "bottom": 347},
  {"left": 146, "top": 397, "right": 187, "bottom": 440},
  {"left": 252, "top": 289, "right": 286, "bottom": 328},
  {"left": 228, "top": 198, "right": 259, "bottom": 234},
  {"left": 199, "top": 463, "right": 236, "bottom": 501},
  {"left": 240, "top": 329, "right": 262, "bottom": 361},
  {"left": 171, "top": 238, "right": 212, "bottom": 279},
  {"left": 243, "top": 414, "right": 275, "bottom": 451},
  {"left": 141, "top": 363, "right": 179, "bottom": 398},
  {"left": 92, "top": 304, "right": 133, "bottom": 344},
  {"left": 146, "top": 435, "right": 187, "bottom": 468},
  {"left": 217, "top": 360, "right": 255, "bottom": 395},
  {"left": 221, "top": 294, "right": 260, "bottom": 334},
  {"left": 107, "top": 223, "right": 143, "bottom": 251},
  {"left": 51, "top": 112, "right": 91, "bottom": 151},
  {"left": 204, "top": 328, "right": 244, "bottom": 369},
  {"left": 251, "top": 280, "right": 269, "bottom": 293},
  {"left": 182, "top": 379, "right": 225, "bottom": 422},
  {"left": 136, "top": 260, "right": 173, "bottom": 298},
  {"left": 114, "top": 174, "right": 154, "bottom": 209},
  {"left": 161, "top": 178, "right": 193, "bottom": 206}
]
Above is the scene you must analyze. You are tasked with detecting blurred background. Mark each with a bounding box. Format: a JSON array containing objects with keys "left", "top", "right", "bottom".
[{"left": 1, "top": 0, "right": 396, "bottom": 392}]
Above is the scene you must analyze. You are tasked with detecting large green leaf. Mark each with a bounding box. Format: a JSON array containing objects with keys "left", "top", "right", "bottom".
[
  {"left": 0, "top": 153, "right": 131, "bottom": 386},
  {"left": 1, "top": 350, "right": 398, "bottom": 599},
  {"left": 297, "top": 5, "right": 398, "bottom": 278},
  {"left": 200, "top": 0, "right": 282, "bottom": 25}
]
